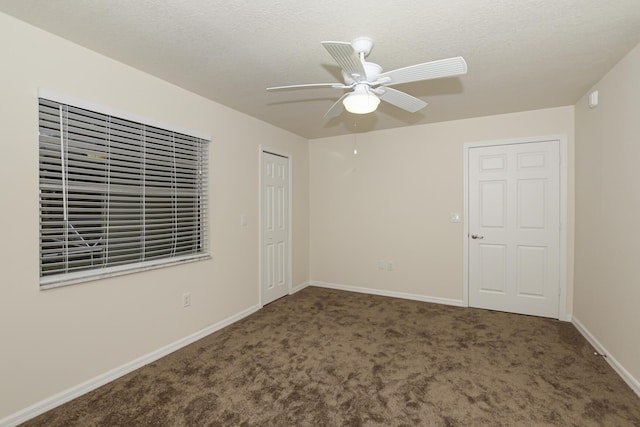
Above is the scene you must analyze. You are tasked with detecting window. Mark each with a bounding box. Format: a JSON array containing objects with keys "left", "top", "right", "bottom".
[{"left": 39, "top": 97, "right": 209, "bottom": 288}]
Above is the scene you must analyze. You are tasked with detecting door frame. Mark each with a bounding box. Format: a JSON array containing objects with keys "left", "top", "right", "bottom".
[
  {"left": 258, "top": 146, "right": 293, "bottom": 306},
  {"left": 462, "top": 135, "right": 569, "bottom": 320}
]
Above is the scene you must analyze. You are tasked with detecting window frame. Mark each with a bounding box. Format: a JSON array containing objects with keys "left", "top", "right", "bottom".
[{"left": 38, "top": 89, "right": 211, "bottom": 289}]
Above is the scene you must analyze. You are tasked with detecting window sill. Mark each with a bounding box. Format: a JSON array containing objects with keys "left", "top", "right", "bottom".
[{"left": 40, "top": 253, "right": 211, "bottom": 290}]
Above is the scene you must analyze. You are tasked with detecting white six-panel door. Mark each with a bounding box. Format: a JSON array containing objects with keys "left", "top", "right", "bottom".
[
  {"left": 261, "top": 151, "right": 290, "bottom": 305},
  {"left": 468, "top": 141, "right": 560, "bottom": 318}
]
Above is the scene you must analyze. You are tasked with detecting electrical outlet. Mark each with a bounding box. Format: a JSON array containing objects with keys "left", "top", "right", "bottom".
[
  {"left": 387, "top": 261, "right": 394, "bottom": 271},
  {"left": 182, "top": 292, "right": 191, "bottom": 308}
]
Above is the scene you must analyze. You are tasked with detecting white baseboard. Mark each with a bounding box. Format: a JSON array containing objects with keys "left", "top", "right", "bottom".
[
  {"left": 290, "top": 281, "right": 311, "bottom": 295},
  {"left": 572, "top": 316, "right": 640, "bottom": 398},
  {"left": 310, "top": 281, "right": 466, "bottom": 307},
  {"left": 0, "top": 303, "right": 262, "bottom": 427}
]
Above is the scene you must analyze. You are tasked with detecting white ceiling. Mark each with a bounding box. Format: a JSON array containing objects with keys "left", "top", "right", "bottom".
[{"left": 2, "top": 1, "right": 640, "bottom": 139}]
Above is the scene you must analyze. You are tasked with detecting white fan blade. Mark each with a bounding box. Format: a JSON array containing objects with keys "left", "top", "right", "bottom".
[
  {"left": 323, "top": 93, "right": 349, "bottom": 120},
  {"left": 379, "top": 56, "right": 467, "bottom": 86},
  {"left": 267, "top": 83, "right": 345, "bottom": 91},
  {"left": 321, "top": 41, "right": 366, "bottom": 81},
  {"left": 378, "top": 87, "right": 428, "bottom": 113}
]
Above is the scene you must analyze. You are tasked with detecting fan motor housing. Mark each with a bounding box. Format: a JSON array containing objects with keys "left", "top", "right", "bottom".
[{"left": 342, "top": 62, "right": 382, "bottom": 85}]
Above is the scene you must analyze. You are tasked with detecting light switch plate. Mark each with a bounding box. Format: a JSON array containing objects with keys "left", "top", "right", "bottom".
[
  {"left": 450, "top": 213, "right": 462, "bottom": 223},
  {"left": 589, "top": 90, "right": 599, "bottom": 108}
]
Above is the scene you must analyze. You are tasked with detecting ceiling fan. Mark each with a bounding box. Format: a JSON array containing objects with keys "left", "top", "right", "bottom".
[{"left": 267, "top": 37, "right": 467, "bottom": 119}]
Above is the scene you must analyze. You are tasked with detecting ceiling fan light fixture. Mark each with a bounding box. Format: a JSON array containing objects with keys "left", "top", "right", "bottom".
[
  {"left": 266, "top": 37, "right": 467, "bottom": 119},
  {"left": 343, "top": 87, "right": 380, "bottom": 114}
]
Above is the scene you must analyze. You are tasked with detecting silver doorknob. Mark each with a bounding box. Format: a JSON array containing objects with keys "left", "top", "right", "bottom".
[{"left": 471, "top": 234, "right": 484, "bottom": 239}]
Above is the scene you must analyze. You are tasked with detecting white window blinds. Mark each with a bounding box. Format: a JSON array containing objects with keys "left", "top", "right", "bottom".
[{"left": 39, "top": 98, "right": 209, "bottom": 288}]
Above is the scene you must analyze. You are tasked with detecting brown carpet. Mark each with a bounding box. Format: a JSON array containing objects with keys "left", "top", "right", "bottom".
[{"left": 22, "top": 287, "right": 640, "bottom": 426}]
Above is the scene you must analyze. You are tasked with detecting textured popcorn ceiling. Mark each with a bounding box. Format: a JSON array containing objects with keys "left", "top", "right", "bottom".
[{"left": 2, "top": 0, "right": 640, "bottom": 139}]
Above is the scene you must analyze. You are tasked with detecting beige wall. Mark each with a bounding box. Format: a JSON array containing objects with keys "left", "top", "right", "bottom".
[
  {"left": 574, "top": 42, "right": 640, "bottom": 385},
  {"left": 0, "top": 13, "right": 309, "bottom": 418},
  {"left": 309, "top": 107, "right": 574, "bottom": 306}
]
